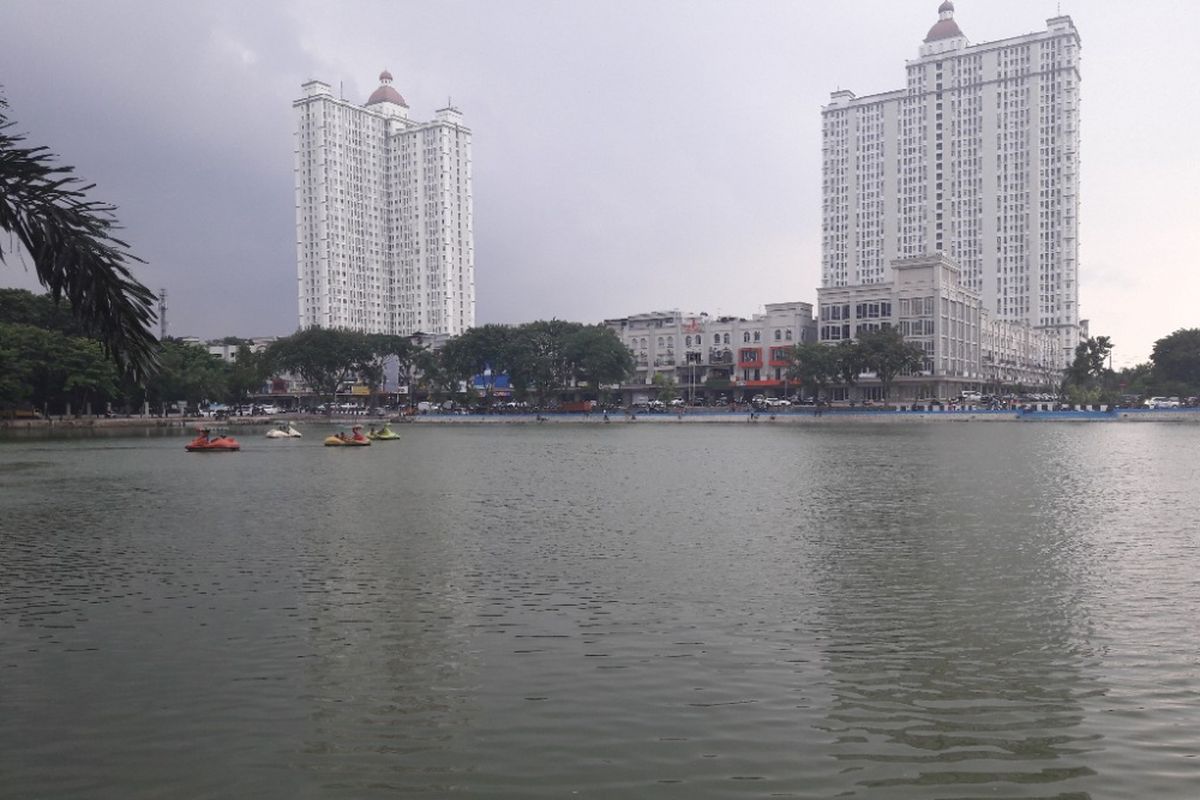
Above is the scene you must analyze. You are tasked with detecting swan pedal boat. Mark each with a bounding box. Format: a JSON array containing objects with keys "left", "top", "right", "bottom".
[
  {"left": 265, "top": 424, "right": 303, "bottom": 438},
  {"left": 368, "top": 426, "right": 401, "bottom": 440}
]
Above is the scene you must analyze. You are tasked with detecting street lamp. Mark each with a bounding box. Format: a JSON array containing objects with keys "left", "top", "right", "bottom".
[{"left": 684, "top": 350, "right": 703, "bottom": 406}]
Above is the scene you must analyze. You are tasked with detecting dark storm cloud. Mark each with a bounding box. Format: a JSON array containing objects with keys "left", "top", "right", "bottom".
[
  {"left": 2, "top": 1, "right": 1197, "bottom": 366},
  {"left": 1, "top": 1, "right": 310, "bottom": 335}
]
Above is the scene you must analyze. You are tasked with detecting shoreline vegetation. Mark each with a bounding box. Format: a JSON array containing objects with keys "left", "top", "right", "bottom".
[{"left": 3, "top": 407, "right": 1199, "bottom": 431}]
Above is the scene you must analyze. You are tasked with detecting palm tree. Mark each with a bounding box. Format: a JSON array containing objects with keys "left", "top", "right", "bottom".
[{"left": 0, "top": 96, "right": 158, "bottom": 382}]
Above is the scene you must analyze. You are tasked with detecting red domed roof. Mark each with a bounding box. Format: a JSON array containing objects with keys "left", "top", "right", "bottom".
[
  {"left": 366, "top": 69, "right": 407, "bottom": 107},
  {"left": 925, "top": 17, "right": 964, "bottom": 41},
  {"left": 366, "top": 84, "right": 408, "bottom": 107}
]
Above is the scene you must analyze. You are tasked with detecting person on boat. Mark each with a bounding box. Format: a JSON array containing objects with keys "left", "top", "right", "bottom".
[
  {"left": 350, "top": 425, "right": 368, "bottom": 442},
  {"left": 368, "top": 424, "right": 378, "bottom": 437},
  {"left": 188, "top": 428, "right": 212, "bottom": 448}
]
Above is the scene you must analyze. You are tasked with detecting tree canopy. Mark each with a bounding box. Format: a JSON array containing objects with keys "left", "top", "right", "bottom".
[
  {"left": 0, "top": 321, "right": 118, "bottom": 412},
  {"left": 565, "top": 325, "right": 634, "bottom": 391},
  {"left": 142, "top": 339, "right": 228, "bottom": 411},
  {"left": 788, "top": 342, "right": 840, "bottom": 402},
  {"left": 267, "top": 328, "right": 375, "bottom": 407},
  {"left": 858, "top": 327, "right": 926, "bottom": 400},
  {"left": 1150, "top": 328, "right": 1200, "bottom": 390},
  {"left": 1067, "top": 336, "right": 1113, "bottom": 388}
]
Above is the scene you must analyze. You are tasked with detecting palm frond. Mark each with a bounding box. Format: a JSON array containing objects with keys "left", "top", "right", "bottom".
[{"left": 0, "top": 95, "right": 158, "bottom": 382}]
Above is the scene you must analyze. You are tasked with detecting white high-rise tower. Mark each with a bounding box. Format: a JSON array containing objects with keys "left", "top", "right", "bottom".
[
  {"left": 295, "top": 71, "right": 475, "bottom": 336},
  {"left": 821, "top": 2, "right": 1080, "bottom": 364}
]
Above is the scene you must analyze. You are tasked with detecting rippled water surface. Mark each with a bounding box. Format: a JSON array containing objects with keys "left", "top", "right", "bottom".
[{"left": 2, "top": 422, "right": 1199, "bottom": 798}]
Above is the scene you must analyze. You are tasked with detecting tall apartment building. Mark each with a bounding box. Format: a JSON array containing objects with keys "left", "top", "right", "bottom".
[
  {"left": 821, "top": 1, "right": 1080, "bottom": 364},
  {"left": 295, "top": 71, "right": 475, "bottom": 336}
]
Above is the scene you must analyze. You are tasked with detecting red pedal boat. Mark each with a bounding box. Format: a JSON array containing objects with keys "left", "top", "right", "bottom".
[{"left": 186, "top": 429, "right": 241, "bottom": 452}]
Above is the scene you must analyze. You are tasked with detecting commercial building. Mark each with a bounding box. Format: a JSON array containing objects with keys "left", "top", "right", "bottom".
[
  {"left": 205, "top": 337, "right": 277, "bottom": 363},
  {"left": 294, "top": 71, "right": 474, "bottom": 336},
  {"left": 821, "top": 1, "right": 1080, "bottom": 364},
  {"left": 604, "top": 303, "right": 817, "bottom": 403},
  {"left": 817, "top": 252, "right": 1057, "bottom": 401}
]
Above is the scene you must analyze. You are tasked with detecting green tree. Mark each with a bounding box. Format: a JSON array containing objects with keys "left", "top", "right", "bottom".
[
  {"left": 0, "top": 288, "right": 87, "bottom": 335},
  {"left": 268, "top": 328, "right": 374, "bottom": 412},
  {"left": 0, "top": 96, "right": 158, "bottom": 381},
  {"left": 59, "top": 336, "right": 119, "bottom": 413},
  {"left": 0, "top": 336, "right": 24, "bottom": 408},
  {"left": 1112, "top": 361, "right": 1153, "bottom": 397},
  {"left": 651, "top": 371, "right": 678, "bottom": 404},
  {"left": 507, "top": 320, "right": 584, "bottom": 405},
  {"left": 788, "top": 342, "right": 839, "bottom": 403},
  {"left": 143, "top": 339, "right": 227, "bottom": 413},
  {"left": 439, "top": 324, "right": 513, "bottom": 407},
  {"left": 1066, "top": 336, "right": 1113, "bottom": 394},
  {"left": 225, "top": 345, "right": 271, "bottom": 405},
  {"left": 834, "top": 339, "right": 865, "bottom": 392},
  {"left": 0, "top": 323, "right": 45, "bottom": 409},
  {"left": 0, "top": 322, "right": 119, "bottom": 414},
  {"left": 858, "top": 327, "right": 926, "bottom": 401},
  {"left": 1150, "top": 329, "right": 1200, "bottom": 391},
  {"left": 413, "top": 347, "right": 457, "bottom": 402},
  {"left": 565, "top": 325, "right": 633, "bottom": 395}
]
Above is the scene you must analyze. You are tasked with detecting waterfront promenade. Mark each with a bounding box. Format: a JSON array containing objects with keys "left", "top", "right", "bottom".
[{"left": 3, "top": 406, "right": 1199, "bottom": 431}]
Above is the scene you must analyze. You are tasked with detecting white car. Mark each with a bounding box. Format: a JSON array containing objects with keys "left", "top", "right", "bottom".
[
  {"left": 1145, "top": 397, "right": 1180, "bottom": 409},
  {"left": 764, "top": 398, "right": 791, "bottom": 408}
]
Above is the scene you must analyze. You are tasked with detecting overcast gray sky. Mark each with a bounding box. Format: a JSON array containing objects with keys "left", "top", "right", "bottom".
[{"left": 2, "top": 0, "right": 1196, "bottom": 367}]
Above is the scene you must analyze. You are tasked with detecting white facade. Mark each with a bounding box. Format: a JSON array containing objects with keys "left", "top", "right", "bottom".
[
  {"left": 817, "top": 252, "right": 1057, "bottom": 400},
  {"left": 821, "top": 2, "right": 1080, "bottom": 364},
  {"left": 295, "top": 72, "right": 475, "bottom": 336},
  {"left": 604, "top": 303, "right": 817, "bottom": 400}
]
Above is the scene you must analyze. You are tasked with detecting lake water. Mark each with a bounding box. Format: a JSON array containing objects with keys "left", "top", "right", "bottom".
[{"left": 2, "top": 422, "right": 1198, "bottom": 798}]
